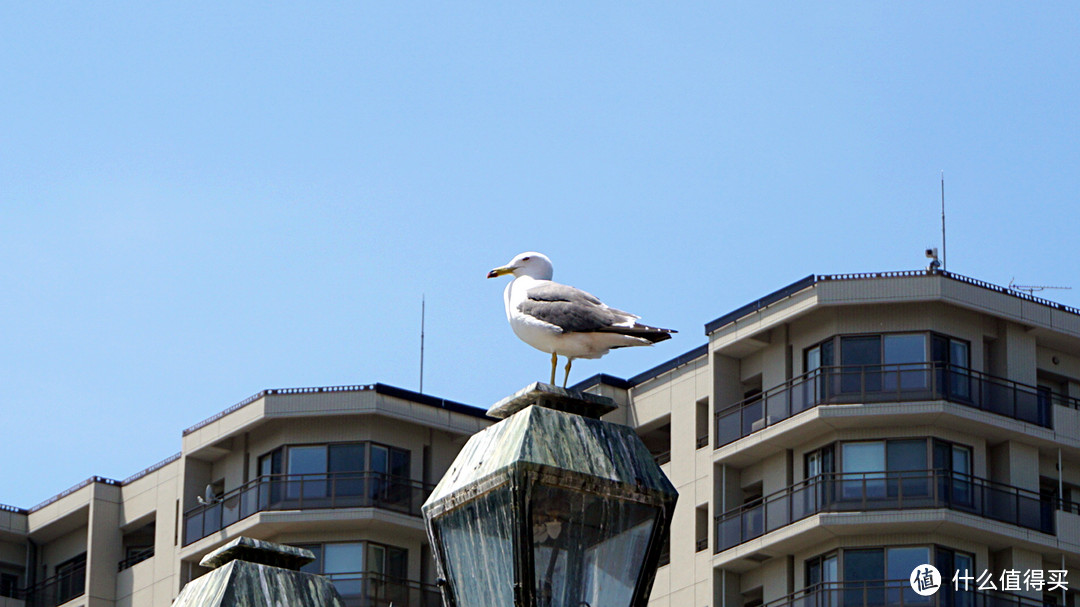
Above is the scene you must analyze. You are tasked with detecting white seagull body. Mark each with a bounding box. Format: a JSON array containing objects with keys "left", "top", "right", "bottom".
[{"left": 488, "top": 252, "right": 675, "bottom": 387}]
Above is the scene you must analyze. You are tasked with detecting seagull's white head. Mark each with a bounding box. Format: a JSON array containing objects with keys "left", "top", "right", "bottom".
[{"left": 487, "top": 252, "right": 554, "bottom": 281}]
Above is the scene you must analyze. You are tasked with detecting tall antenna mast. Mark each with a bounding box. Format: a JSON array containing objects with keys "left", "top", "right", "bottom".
[
  {"left": 940, "top": 171, "right": 946, "bottom": 271},
  {"left": 419, "top": 295, "right": 426, "bottom": 393}
]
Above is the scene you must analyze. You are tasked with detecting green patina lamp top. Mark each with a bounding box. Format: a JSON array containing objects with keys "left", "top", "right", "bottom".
[
  {"left": 174, "top": 536, "right": 345, "bottom": 607},
  {"left": 200, "top": 537, "right": 316, "bottom": 570}
]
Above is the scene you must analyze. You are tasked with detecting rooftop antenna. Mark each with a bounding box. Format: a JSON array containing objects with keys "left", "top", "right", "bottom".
[
  {"left": 1007, "top": 278, "right": 1072, "bottom": 297},
  {"left": 940, "top": 170, "right": 947, "bottom": 271},
  {"left": 419, "top": 295, "right": 426, "bottom": 394}
]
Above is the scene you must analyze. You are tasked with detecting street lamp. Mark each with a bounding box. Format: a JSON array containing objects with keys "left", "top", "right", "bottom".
[{"left": 423, "top": 383, "right": 678, "bottom": 607}]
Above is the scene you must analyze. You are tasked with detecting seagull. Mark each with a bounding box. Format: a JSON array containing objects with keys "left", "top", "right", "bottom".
[{"left": 487, "top": 252, "right": 675, "bottom": 387}]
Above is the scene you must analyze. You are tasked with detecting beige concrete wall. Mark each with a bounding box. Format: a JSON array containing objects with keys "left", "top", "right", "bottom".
[
  {"left": 86, "top": 484, "right": 122, "bottom": 606},
  {"left": 0, "top": 540, "right": 24, "bottom": 570},
  {"left": 1003, "top": 322, "right": 1038, "bottom": 387},
  {"left": 988, "top": 440, "right": 1040, "bottom": 492},
  {"left": 39, "top": 527, "right": 87, "bottom": 574}
]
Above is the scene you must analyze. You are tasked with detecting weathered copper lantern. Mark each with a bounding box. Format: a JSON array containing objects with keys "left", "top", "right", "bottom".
[{"left": 423, "top": 384, "right": 678, "bottom": 607}]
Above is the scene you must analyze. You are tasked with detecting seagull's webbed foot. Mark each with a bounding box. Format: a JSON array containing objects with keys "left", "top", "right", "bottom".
[
  {"left": 549, "top": 352, "right": 558, "bottom": 386},
  {"left": 563, "top": 359, "right": 572, "bottom": 388}
]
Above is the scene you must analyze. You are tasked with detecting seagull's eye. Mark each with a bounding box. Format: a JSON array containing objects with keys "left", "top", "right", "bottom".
[{"left": 523, "top": 256, "right": 531, "bottom": 261}]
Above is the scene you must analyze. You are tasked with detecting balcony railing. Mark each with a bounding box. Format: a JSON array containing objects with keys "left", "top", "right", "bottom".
[
  {"left": 715, "top": 470, "right": 1055, "bottom": 553},
  {"left": 715, "top": 363, "right": 1077, "bottom": 447},
  {"left": 23, "top": 562, "right": 85, "bottom": 607},
  {"left": 326, "top": 572, "right": 441, "bottom": 607},
  {"left": 118, "top": 547, "right": 154, "bottom": 572},
  {"left": 183, "top": 472, "right": 433, "bottom": 546},
  {"left": 762, "top": 580, "right": 1054, "bottom": 607}
]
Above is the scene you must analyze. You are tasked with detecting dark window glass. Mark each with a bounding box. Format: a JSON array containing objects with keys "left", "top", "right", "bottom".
[
  {"left": 390, "top": 448, "right": 409, "bottom": 478},
  {"left": 843, "top": 549, "right": 884, "bottom": 607},
  {"left": 931, "top": 335, "right": 949, "bottom": 364},
  {"left": 329, "top": 444, "right": 365, "bottom": 472},
  {"left": 887, "top": 440, "right": 927, "bottom": 472},
  {"left": 883, "top": 335, "right": 925, "bottom": 365},
  {"left": 0, "top": 572, "right": 19, "bottom": 598},
  {"left": 288, "top": 446, "right": 328, "bottom": 499},
  {"left": 387, "top": 547, "right": 408, "bottom": 579},
  {"left": 841, "top": 336, "right": 881, "bottom": 393},
  {"left": 330, "top": 444, "right": 365, "bottom": 497},
  {"left": 370, "top": 445, "right": 389, "bottom": 474},
  {"left": 887, "top": 547, "right": 928, "bottom": 580},
  {"left": 821, "top": 341, "right": 834, "bottom": 366},
  {"left": 259, "top": 448, "right": 283, "bottom": 504},
  {"left": 887, "top": 440, "right": 929, "bottom": 498},
  {"left": 841, "top": 336, "right": 882, "bottom": 366},
  {"left": 259, "top": 448, "right": 282, "bottom": 476},
  {"left": 933, "top": 440, "right": 951, "bottom": 470}
]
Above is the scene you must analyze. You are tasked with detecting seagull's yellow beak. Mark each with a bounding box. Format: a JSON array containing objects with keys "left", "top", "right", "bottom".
[{"left": 487, "top": 265, "right": 515, "bottom": 279}]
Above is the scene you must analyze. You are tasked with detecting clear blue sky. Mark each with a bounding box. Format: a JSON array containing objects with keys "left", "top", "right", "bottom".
[{"left": 2, "top": 3, "right": 1078, "bottom": 509}]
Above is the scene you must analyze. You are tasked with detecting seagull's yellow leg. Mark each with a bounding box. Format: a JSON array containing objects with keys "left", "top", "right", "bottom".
[
  {"left": 550, "top": 352, "right": 558, "bottom": 386},
  {"left": 563, "top": 359, "right": 572, "bottom": 388}
]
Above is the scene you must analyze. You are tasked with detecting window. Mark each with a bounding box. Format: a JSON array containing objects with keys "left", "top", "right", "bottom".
[
  {"left": 258, "top": 442, "right": 411, "bottom": 502},
  {"left": 936, "top": 547, "right": 975, "bottom": 607},
  {"left": 806, "top": 444, "right": 835, "bottom": 478},
  {"left": 934, "top": 440, "right": 973, "bottom": 506},
  {"left": 805, "top": 333, "right": 969, "bottom": 400},
  {"left": 54, "top": 554, "right": 86, "bottom": 605},
  {"left": 806, "top": 552, "right": 838, "bottom": 587},
  {"left": 297, "top": 541, "right": 408, "bottom": 599},
  {"left": 0, "top": 569, "right": 20, "bottom": 599},
  {"left": 932, "top": 335, "right": 971, "bottom": 399},
  {"left": 298, "top": 540, "right": 406, "bottom": 578},
  {"left": 809, "top": 546, "right": 936, "bottom": 607},
  {"left": 839, "top": 439, "right": 933, "bottom": 499}
]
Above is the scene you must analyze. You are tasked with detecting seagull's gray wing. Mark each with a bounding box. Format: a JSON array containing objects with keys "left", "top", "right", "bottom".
[{"left": 518, "top": 283, "right": 633, "bottom": 333}]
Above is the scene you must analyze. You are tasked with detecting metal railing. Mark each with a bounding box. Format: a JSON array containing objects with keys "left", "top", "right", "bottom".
[
  {"left": 183, "top": 472, "right": 433, "bottom": 545},
  {"left": 326, "top": 572, "right": 441, "bottom": 607},
  {"left": 654, "top": 450, "right": 672, "bottom": 465},
  {"left": 23, "top": 562, "right": 85, "bottom": 607},
  {"left": 696, "top": 434, "right": 709, "bottom": 449},
  {"left": 762, "top": 580, "right": 1055, "bottom": 607},
  {"left": 118, "top": 547, "right": 154, "bottom": 572},
  {"left": 715, "top": 363, "right": 1077, "bottom": 447},
  {"left": 715, "top": 470, "right": 1055, "bottom": 553},
  {"left": 695, "top": 537, "right": 708, "bottom": 552}
]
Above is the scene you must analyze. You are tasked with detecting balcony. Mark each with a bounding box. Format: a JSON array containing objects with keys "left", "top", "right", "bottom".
[
  {"left": 117, "top": 547, "right": 154, "bottom": 572},
  {"left": 715, "top": 470, "right": 1055, "bottom": 553},
  {"left": 183, "top": 472, "right": 433, "bottom": 546},
  {"left": 22, "top": 562, "right": 85, "bottom": 607},
  {"left": 715, "top": 364, "right": 1077, "bottom": 448},
  {"left": 762, "top": 581, "right": 1054, "bottom": 607},
  {"left": 326, "top": 573, "right": 440, "bottom": 607}
]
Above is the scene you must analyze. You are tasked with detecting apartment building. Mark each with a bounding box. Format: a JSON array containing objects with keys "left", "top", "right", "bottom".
[
  {"left": 2, "top": 269, "right": 1079, "bottom": 607},
  {"left": 0, "top": 384, "right": 490, "bottom": 607},
  {"left": 579, "top": 270, "right": 1080, "bottom": 607}
]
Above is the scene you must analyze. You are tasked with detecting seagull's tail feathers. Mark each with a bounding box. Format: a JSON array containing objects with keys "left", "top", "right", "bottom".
[{"left": 598, "top": 323, "right": 675, "bottom": 344}]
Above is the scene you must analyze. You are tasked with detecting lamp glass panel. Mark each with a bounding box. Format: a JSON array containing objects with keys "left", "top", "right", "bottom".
[
  {"left": 532, "top": 484, "right": 657, "bottom": 607},
  {"left": 433, "top": 483, "right": 517, "bottom": 607}
]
